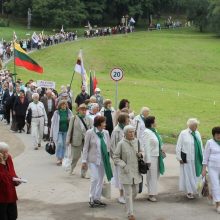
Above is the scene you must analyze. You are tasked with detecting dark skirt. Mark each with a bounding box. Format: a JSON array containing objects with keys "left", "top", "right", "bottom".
[{"left": 0, "top": 202, "right": 18, "bottom": 220}]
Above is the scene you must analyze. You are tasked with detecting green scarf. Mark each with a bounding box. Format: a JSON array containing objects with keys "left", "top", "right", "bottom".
[
  {"left": 118, "top": 123, "right": 125, "bottom": 130},
  {"left": 77, "top": 113, "right": 85, "bottom": 119},
  {"left": 149, "top": 128, "right": 165, "bottom": 175},
  {"left": 191, "top": 131, "right": 203, "bottom": 177},
  {"left": 214, "top": 139, "right": 220, "bottom": 146},
  {"left": 95, "top": 129, "right": 113, "bottom": 181}
]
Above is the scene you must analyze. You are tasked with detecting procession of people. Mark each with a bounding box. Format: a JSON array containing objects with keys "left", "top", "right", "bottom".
[{"left": 0, "top": 70, "right": 220, "bottom": 220}]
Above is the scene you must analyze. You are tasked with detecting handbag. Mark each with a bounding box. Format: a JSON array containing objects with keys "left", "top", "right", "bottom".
[
  {"left": 44, "top": 126, "right": 48, "bottom": 135},
  {"left": 45, "top": 140, "right": 56, "bottom": 155},
  {"left": 181, "top": 151, "right": 187, "bottom": 163},
  {"left": 62, "top": 145, "right": 72, "bottom": 172},
  {"left": 201, "top": 177, "right": 209, "bottom": 197},
  {"left": 102, "top": 181, "right": 111, "bottom": 199},
  {"left": 137, "top": 140, "right": 148, "bottom": 174}
]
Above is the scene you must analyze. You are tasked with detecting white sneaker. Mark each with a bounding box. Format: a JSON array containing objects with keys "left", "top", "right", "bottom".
[
  {"left": 148, "top": 196, "right": 157, "bottom": 202},
  {"left": 217, "top": 206, "right": 220, "bottom": 214},
  {"left": 118, "top": 197, "right": 126, "bottom": 204},
  {"left": 186, "top": 194, "right": 194, "bottom": 199}
]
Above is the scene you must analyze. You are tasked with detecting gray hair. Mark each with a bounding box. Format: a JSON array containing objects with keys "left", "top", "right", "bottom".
[
  {"left": 32, "top": 93, "right": 39, "bottom": 99},
  {"left": 124, "top": 125, "right": 135, "bottom": 135},
  {"left": 0, "top": 142, "right": 9, "bottom": 151},
  {"left": 91, "top": 103, "right": 99, "bottom": 111},
  {"left": 187, "top": 118, "right": 200, "bottom": 127},
  {"left": 140, "top": 107, "right": 150, "bottom": 114}
]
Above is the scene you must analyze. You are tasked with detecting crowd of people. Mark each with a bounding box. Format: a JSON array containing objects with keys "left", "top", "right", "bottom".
[{"left": 0, "top": 71, "right": 220, "bottom": 220}]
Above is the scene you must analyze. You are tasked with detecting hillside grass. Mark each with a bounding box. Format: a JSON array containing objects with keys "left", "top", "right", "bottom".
[{"left": 7, "top": 28, "right": 220, "bottom": 144}]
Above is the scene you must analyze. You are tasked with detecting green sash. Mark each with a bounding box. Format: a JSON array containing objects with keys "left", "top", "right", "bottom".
[
  {"left": 95, "top": 129, "right": 113, "bottom": 181},
  {"left": 191, "top": 131, "right": 203, "bottom": 177},
  {"left": 149, "top": 128, "right": 165, "bottom": 175}
]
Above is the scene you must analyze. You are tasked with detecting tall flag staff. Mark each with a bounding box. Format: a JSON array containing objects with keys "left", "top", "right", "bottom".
[{"left": 13, "top": 31, "right": 17, "bottom": 82}]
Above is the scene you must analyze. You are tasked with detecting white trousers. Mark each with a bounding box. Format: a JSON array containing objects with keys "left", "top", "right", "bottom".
[
  {"left": 89, "top": 163, "right": 105, "bottom": 201},
  {"left": 112, "top": 165, "right": 123, "bottom": 190},
  {"left": 146, "top": 156, "right": 159, "bottom": 195},
  {"left": 179, "top": 160, "right": 199, "bottom": 194},
  {"left": 31, "top": 117, "right": 44, "bottom": 147},
  {"left": 208, "top": 166, "right": 220, "bottom": 202},
  {"left": 123, "top": 184, "right": 138, "bottom": 216}
]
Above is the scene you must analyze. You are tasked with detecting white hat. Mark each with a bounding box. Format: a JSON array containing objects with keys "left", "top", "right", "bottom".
[
  {"left": 95, "top": 88, "right": 101, "bottom": 92},
  {"left": 0, "top": 142, "right": 9, "bottom": 151}
]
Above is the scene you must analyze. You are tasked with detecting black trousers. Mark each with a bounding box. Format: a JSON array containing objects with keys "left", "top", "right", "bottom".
[
  {"left": 16, "top": 115, "right": 25, "bottom": 131},
  {"left": 5, "top": 105, "right": 12, "bottom": 124},
  {"left": 0, "top": 202, "right": 18, "bottom": 220}
]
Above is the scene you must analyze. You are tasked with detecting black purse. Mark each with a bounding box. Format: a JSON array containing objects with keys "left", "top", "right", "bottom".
[
  {"left": 137, "top": 140, "right": 148, "bottom": 174},
  {"left": 45, "top": 141, "right": 56, "bottom": 155}
]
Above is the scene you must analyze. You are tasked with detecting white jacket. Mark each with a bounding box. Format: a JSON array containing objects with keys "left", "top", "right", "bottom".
[
  {"left": 176, "top": 128, "right": 203, "bottom": 162},
  {"left": 143, "top": 128, "right": 160, "bottom": 163}
]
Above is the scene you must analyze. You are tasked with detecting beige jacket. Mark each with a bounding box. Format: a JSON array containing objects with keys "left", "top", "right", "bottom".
[
  {"left": 113, "top": 138, "right": 142, "bottom": 185},
  {"left": 66, "top": 115, "right": 93, "bottom": 147},
  {"left": 82, "top": 128, "right": 111, "bottom": 164}
]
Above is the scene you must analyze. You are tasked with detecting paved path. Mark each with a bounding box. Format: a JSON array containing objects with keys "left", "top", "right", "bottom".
[{"left": 0, "top": 123, "right": 218, "bottom": 220}]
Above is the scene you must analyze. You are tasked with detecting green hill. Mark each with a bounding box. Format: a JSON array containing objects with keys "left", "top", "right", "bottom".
[{"left": 7, "top": 29, "right": 220, "bottom": 143}]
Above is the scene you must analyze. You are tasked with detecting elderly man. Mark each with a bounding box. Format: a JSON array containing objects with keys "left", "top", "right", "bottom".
[
  {"left": 26, "top": 82, "right": 36, "bottom": 103},
  {"left": 113, "top": 125, "right": 142, "bottom": 220},
  {"left": 133, "top": 107, "right": 150, "bottom": 148},
  {"left": 66, "top": 104, "right": 93, "bottom": 177},
  {"left": 75, "top": 85, "right": 90, "bottom": 107},
  {"left": 26, "top": 93, "right": 48, "bottom": 150},
  {"left": 57, "top": 92, "right": 72, "bottom": 110},
  {"left": 94, "top": 88, "right": 104, "bottom": 109},
  {"left": 176, "top": 118, "right": 203, "bottom": 199},
  {"left": 41, "top": 89, "right": 56, "bottom": 140}
]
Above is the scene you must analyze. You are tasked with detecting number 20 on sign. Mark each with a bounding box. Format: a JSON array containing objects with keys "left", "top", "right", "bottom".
[
  {"left": 110, "top": 68, "right": 124, "bottom": 109},
  {"left": 110, "top": 68, "right": 124, "bottom": 81}
]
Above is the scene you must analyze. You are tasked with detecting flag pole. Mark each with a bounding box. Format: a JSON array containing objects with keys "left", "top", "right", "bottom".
[
  {"left": 69, "top": 71, "right": 75, "bottom": 89},
  {"left": 13, "top": 37, "right": 17, "bottom": 83}
]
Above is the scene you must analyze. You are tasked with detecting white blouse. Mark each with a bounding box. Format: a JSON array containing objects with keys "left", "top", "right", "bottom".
[{"left": 203, "top": 139, "right": 220, "bottom": 168}]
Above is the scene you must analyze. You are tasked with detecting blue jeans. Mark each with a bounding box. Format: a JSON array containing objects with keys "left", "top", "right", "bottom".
[{"left": 56, "top": 132, "right": 67, "bottom": 160}]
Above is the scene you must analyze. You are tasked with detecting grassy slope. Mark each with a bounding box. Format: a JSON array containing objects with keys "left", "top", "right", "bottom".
[{"left": 7, "top": 28, "right": 220, "bottom": 143}]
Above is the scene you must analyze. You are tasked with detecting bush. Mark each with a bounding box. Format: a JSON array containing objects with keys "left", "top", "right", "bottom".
[{"left": 0, "top": 19, "right": 9, "bottom": 27}]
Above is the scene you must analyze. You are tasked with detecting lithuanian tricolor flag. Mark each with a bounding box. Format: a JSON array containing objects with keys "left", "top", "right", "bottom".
[{"left": 14, "top": 43, "right": 43, "bottom": 74}]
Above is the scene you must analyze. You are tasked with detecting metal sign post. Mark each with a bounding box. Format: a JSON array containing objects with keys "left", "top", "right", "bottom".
[{"left": 110, "top": 67, "right": 124, "bottom": 110}]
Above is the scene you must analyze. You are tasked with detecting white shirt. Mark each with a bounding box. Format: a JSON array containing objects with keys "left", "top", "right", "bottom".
[
  {"left": 27, "top": 101, "right": 48, "bottom": 123},
  {"left": 133, "top": 114, "right": 146, "bottom": 146},
  {"left": 176, "top": 128, "right": 203, "bottom": 161},
  {"left": 203, "top": 139, "right": 220, "bottom": 167},
  {"left": 143, "top": 128, "right": 160, "bottom": 163}
]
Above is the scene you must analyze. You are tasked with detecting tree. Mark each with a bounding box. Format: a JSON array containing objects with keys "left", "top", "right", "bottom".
[
  {"left": 208, "top": 0, "right": 220, "bottom": 34},
  {"left": 185, "top": 0, "right": 209, "bottom": 32}
]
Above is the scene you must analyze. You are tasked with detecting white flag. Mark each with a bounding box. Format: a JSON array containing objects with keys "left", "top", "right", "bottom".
[{"left": 32, "top": 32, "right": 39, "bottom": 43}]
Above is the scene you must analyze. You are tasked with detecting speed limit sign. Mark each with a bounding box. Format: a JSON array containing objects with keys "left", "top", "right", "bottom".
[{"left": 110, "top": 68, "right": 124, "bottom": 81}]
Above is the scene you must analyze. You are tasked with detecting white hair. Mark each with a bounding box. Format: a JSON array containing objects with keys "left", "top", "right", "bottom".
[
  {"left": 32, "top": 93, "right": 39, "bottom": 99},
  {"left": 140, "top": 107, "right": 150, "bottom": 114},
  {"left": 0, "top": 142, "right": 9, "bottom": 151},
  {"left": 91, "top": 103, "right": 99, "bottom": 110},
  {"left": 124, "top": 125, "right": 135, "bottom": 135},
  {"left": 187, "top": 118, "right": 200, "bottom": 127}
]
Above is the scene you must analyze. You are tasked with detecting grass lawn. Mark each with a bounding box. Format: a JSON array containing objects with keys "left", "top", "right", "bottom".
[{"left": 6, "top": 28, "right": 220, "bottom": 144}]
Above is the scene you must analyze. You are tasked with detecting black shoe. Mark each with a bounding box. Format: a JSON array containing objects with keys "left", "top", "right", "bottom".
[
  {"left": 19, "top": 130, "right": 22, "bottom": 133},
  {"left": 94, "top": 200, "right": 107, "bottom": 207},
  {"left": 89, "top": 201, "right": 95, "bottom": 208}
]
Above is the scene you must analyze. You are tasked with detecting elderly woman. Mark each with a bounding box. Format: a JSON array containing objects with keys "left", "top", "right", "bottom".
[
  {"left": 50, "top": 100, "right": 72, "bottom": 165},
  {"left": 0, "top": 142, "right": 19, "bottom": 220},
  {"left": 113, "top": 125, "right": 142, "bottom": 220},
  {"left": 100, "top": 99, "right": 115, "bottom": 136},
  {"left": 202, "top": 126, "right": 220, "bottom": 213},
  {"left": 176, "top": 118, "right": 203, "bottom": 199},
  {"left": 88, "top": 103, "right": 101, "bottom": 121},
  {"left": 82, "top": 116, "right": 113, "bottom": 208},
  {"left": 13, "top": 90, "right": 29, "bottom": 133},
  {"left": 133, "top": 107, "right": 150, "bottom": 147},
  {"left": 111, "top": 113, "right": 130, "bottom": 204},
  {"left": 26, "top": 93, "right": 48, "bottom": 150},
  {"left": 143, "top": 116, "right": 165, "bottom": 202}
]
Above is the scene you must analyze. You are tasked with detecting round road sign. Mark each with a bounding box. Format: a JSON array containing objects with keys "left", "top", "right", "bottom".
[{"left": 110, "top": 68, "right": 124, "bottom": 81}]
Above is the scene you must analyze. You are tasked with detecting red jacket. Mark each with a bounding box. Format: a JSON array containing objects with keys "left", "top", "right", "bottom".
[{"left": 0, "top": 154, "right": 18, "bottom": 203}]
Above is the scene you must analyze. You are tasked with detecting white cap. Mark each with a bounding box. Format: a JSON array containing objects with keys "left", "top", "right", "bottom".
[{"left": 95, "top": 88, "right": 101, "bottom": 92}]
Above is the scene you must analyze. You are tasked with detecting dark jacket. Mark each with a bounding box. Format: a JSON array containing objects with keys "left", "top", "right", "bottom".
[
  {"left": 13, "top": 96, "right": 29, "bottom": 116},
  {"left": 75, "top": 92, "right": 90, "bottom": 106},
  {"left": 40, "top": 96, "right": 56, "bottom": 114},
  {"left": 2, "top": 89, "right": 14, "bottom": 107}
]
